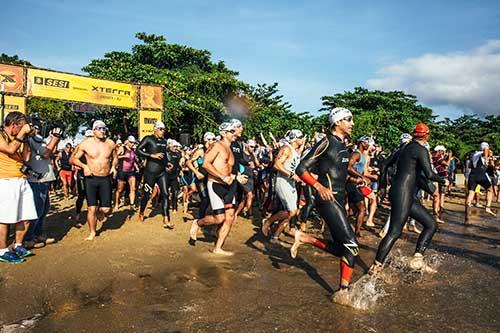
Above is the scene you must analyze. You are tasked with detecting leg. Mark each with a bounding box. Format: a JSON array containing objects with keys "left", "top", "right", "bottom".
[
  {"left": 213, "top": 209, "right": 235, "bottom": 255},
  {"left": 86, "top": 206, "right": 98, "bottom": 240},
  {"left": 365, "top": 192, "right": 377, "bottom": 226},
  {"left": 114, "top": 181, "right": 125, "bottom": 210},
  {"left": 156, "top": 173, "right": 171, "bottom": 227},
  {"left": 139, "top": 173, "right": 157, "bottom": 222},
  {"left": 409, "top": 201, "right": 437, "bottom": 255},
  {"left": 128, "top": 176, "right": 136, "bottom": 209}
]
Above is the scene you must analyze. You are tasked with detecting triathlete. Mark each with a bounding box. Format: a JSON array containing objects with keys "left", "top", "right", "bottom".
[
  {"left": 370, "top": 123, "right": 447, "bottom": 273},
  {"left": 114, "top": 135, "right": 138, "bottom": 211},
  {"left": 180, "top": 147, "right": 196, "bottom": 215},
  {"left": 291, "top": 107, "right": 360, "bottom": 294},
  {"left": 70, "top": 120, "right": 118, "bottom": 241},
  {"left": 136, "top": 121, "right": 173, "bottom": 228},
  {"left": 72, "top": 129, "right": 93, "bottom": 226},
  {"left": 465, "top": 142, "right": 496, "bottom": 222},
  {"left": 189, "top": 122, "right": 239, "bottom": 255},
  {"left": 186, "top": 132, "right": 216, "bottom": 220},
  {"left": 56, "top": 142, "right": 74, "bottom": 199},
  {"left": 166, "top": 139, "right": 182, "bottom": 215},
  {"left": 235, "top": 139, "right": 260, "bottom": 218},
  {"left": 261, "top": 130, "right": 304, "bottom": 240}
]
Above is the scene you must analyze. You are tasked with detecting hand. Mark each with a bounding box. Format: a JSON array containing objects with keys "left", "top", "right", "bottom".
[
  {"left": 110, "top": 167, "right": 117, "bottom": 178},
  {"left": 222, "top": 174, "right": 236, "bottom": 185},
  {"left": 83, "top": 165, "right": 92, "bottom": 177},
  {"left": 378, "top": 188, "right": 386, "bottom": 203},
  {"left": 195, "top": 171, "right": 205, "bottom": 180},
  {"left": 150, "top": 152, "right": 164, "bottom": 160},
  {"left": 166, "top": 163, "right": 173, "bottom": 172},
  {"left": 19, "top": 123, "right": 32, "bottom": 137},
  {"left": 292, "top": 174, "right": 303, "bottom": 183},
  {"left": 50, "top": 127, "right": 63, "bottom": 139},
  {"left": 314, "top": 183, "right": 335, "bottom": 201},
  {"left": 236, "top": 174, "right": 248, "bottom": 185}
]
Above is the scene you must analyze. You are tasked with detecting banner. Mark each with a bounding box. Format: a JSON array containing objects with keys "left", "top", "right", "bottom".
[
  {"left": 140, "top": 85, "right": 163, "bottom": 110},
  {"left": 138, "top": 110, "right": 163, "bottom": 140},
  {"left": 0, "top": 64, "right": 24, "bottom": 95},
  {"left": 27, "top": 68, "right": 138, "bottom": 108},
  {"left": 3, "top": 95, "right": 26, "bottom": 115},
  {"left": 71, "top": 103, "right": 98, "bottom": 114}
]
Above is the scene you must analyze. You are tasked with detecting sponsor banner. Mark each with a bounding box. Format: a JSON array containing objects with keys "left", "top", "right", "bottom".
[
  {"left": 140, "top": 85, "right": 163, "bottom": 110},
  {"left": 138, "top": 110, "right": 163, "bottom": 140},
  {"left": 0, "top": 64, "right": 24, "bottom": 95},
  {"left": 71, "top": 102, "right": 98, "bottom": 114},
  {"left": 3, "top": 95, "right": 26, "bottom": 115},
  {"left": 27, "top": 68, "right": 138, "bottom": 108}
]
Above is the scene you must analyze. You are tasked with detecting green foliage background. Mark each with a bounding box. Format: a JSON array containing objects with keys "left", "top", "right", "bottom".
[{"left": 2, "top": 33, "right": 498, "bottom": 159}]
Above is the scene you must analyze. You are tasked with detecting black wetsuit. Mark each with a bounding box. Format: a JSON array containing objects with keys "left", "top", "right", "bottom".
[
  {"left": 137, "top": 135, "right": 170, "bottom": 218},
  {"left": 166, "top": 149, "right": 182, "bottom": 211},
  {"left": 467, "top": 151, "right": 491, "bottom": 191},
  {"left": 231, "top": 140, "right": 245, "bottom": 203},
  {"left": 296, "top": 133, "right": 359, "bottom": 268},
  {"left": 376, "top": 141, "right": 445, "bottom": 263},
  {"left": 193, "top": 154, "right": 210, "bottom": 219}
]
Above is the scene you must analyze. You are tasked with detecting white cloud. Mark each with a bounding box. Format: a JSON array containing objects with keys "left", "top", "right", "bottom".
[{"left": 367, "top": 40, "right": 500, "bottom": 116}]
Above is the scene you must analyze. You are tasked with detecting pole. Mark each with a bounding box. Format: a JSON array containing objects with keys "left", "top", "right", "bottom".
[{"left": 0, "top": 82, "right": 5, "bottom": 127}]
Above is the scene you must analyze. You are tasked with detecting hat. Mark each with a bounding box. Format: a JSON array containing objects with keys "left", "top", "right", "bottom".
[
  {"left": 434, "top": 145, "right": 446, "bottom": 152},
  {"left": 329, "top": 107, "right": 352, "bottom": 125},
  {"left": 358, "top": 135, "right": 375, "bottom": 145},
  {"left": 116, "top": 139, "right": 123, "bottom": 145},
  {"left": 92, "top": 120, "right": 106, "bottom": 130},
  {"left": 203, "top": 132, "right": 216, "bottom": 142},
  {"left": 285, "top": 129, "right": 304, "bottom": 142},
  {"left": 229, "top": 118, "right": 243, "bottom": 128},
  {"left": 247, "top": 139, "right": 256, "bottom": 147},
  {"left": 85, "top": 129, "right": 94, "bottom": 137},
  {"left": 219, "top": 122, "right": 235, "bottom": 132},
  {"left": 154, "top": 120, "right": 165, "bottom": 129},
  {"left": 413, "top": 123, "right": 429, "bottom": 137},
  {"left": 480, "top": 142, "right": 489, "bottom": 150},
  {"left": 278, "top": 138, "right": 288, "bottom": 147},
  {"left": 127, "top": 135, "right": 136, "bottom": 143},
  {"left": 399, "top": 133, "right": 412, "bottom": 144}
]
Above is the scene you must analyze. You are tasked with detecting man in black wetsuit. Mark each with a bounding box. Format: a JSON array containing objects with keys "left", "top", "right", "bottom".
[
  {"left": 166, "top": 139, "right": 182, "bottom": 214},
  {"left": 370, "top": 123, "right": 447, "bottom": 273},
  {"left": 136, "top": 121, "right": 174, "bottom": 228},
  {"left": 291, "top": 107, "right": 360, "bottom": 296}
]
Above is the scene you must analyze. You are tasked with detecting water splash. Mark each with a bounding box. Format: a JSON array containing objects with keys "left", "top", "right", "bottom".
[
  {"left": 332, "top": 274, "right": 386, "bottom": 310},
  {"left": 1, "top": 314, "right": 44, "bottom": 333}
]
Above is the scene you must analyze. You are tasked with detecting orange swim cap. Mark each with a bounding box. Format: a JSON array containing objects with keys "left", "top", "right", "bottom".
[{"left": 413, "top": 123, "right": 429, "bottom": 137}]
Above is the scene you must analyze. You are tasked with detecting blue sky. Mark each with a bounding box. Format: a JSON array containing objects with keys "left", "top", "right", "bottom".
[{"left": 2, "top": 0, "right": 500, "bottom": 119}]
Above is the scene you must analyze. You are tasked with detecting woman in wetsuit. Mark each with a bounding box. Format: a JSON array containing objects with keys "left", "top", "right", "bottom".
[
  {"left": 114, "top": 136, "right": 138, "bottom": 211},
  {"left": 136, "top": 121, "right": 174, "bottom": 228},
  {"left": 291, "top": 107, "right": 361, "bottom": 295},
  {"left": 370, "top": 123, "right": 447, "bottom": 273}
]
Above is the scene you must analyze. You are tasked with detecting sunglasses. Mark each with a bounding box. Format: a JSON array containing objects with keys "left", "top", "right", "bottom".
[
  {"left": 248, "top": 145, "right": 256, "bottom": 148},
  {"left": 157, "top": 128, "right": 165, "bottom": 131},
  {"left": 227, "top": 129, "right": 236, "bottom": 134},
  {"left": 95, "top": 127, "right": 107, "bottom": 131},
  {"left": 341, "top": 116, "right": 353, "bottom": 122}
]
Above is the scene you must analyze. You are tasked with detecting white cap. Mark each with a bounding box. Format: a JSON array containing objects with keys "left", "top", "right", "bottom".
[
  {"left": 167, "top": 138, "right": 174, "bottom": 145},
  {"left": 399, "top": 133, "right": 412, "bottom": 144},
  {"left": 434, "top": 145, "right": 446, "bottom": 151},
  {"left": 203, "top": 132, "right": 216, "bottom": 142},
  {"left": 315, "top": 133, "right": 326, "bottom": 143},
  {"left": 285, "top": 129, "right": 304, "bottom": 142},
  {"left": 279, "top": 138, "right": 288, "bottom": 147},
  {"left": 116, "top": 139, "right": 123, "bottom": 145},
  {"left": 247, "top": 139, "right": 256, "bottom": 147},
  {"left": 154, "top": 120, "right": 165, "bottom": 129},
  {"left": 172, "top": 140, "right": 181, "bottom": 147},
  {"left": 329, "top": 107, "right": 352, "bottom": 125},
  {"left": 219, "top": 122, "right": 235, "bottom": 132},
  {"left": 92, "top": 120, "right": 106, "bottom": 130},
  {"left": 127, "top": 135, "right": 136, "bottom": 143},
  {"left": 229, "top": 118, "right": 243, "bottom": 128},
  {"left": 480, "top": 142, "right": 489, "bottom": 150},
  {"left": 85, "top": 129, "right": 94, "bottom": 137},
  {"left": 215, "top": 135, "right": 221, "bottom": 141},
  {"left": 358, "top": 135, "right": 375, "bottom": 146}
]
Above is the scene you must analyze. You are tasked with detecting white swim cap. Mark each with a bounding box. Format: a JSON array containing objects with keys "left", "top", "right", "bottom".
[
  {"left": 399, "top": 133, "right": 412, "bottom": 144},
  {"left": 285, "top": 129, "right": 304, "bottom": 142},
  {"left": 329, "top": 107, "right": 353, "bottom": 126},
  {"left": 480, "top": 142, "right": 489, "bottom": 150}
]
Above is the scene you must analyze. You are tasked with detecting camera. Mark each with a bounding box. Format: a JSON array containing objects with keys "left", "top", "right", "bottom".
[
  {"left": 20, "top": 164, "right": 43, "bottom": 180},
  {"left": 29, "top": 115, "right": 66, "bottom": 139}
]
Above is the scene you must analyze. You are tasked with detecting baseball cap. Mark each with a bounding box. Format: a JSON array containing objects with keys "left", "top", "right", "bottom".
[{"left": 92, "top": 120, "right": 107, "bottom": 130}]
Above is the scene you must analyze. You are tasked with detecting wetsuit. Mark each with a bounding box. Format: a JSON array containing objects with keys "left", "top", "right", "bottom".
[
  {"left": 194, "top": 154, "right": 210, "bottom": 219},
  {"left": 376, "top": 141, "right": 445, "bottom": 263},
  {"left": 296, "top": 133, "right": 359, "bottom": 278},
  {"left": 137, "top": 135, "right": 170, "bottom": 218},
  {"left": 231, "top": 140, "right": 245, "bottom": 204},
  {"left": 166, "top": 149, "right": 182, "bottom": 211},
  {"left": 467, "top": 151, "right": 491, "bottom": 191},
  {"left": 75, "top": 156, "right": 87, "bottom": 215}
]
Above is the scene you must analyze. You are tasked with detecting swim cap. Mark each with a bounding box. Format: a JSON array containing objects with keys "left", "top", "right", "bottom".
[
  {"left": 229, "top": 118, "right": 243, "bottom": 128},
  {"left": 329, "top": 107, "right": 353, "bottom": 126},
  {"left": 154, "top": 120, "right": 165, "bottom": 129},
  {"left": 127, "top": 135, "right": 136, "bottom": 143},
  {"left": 285, "top": 129, "right": 304, "bottom": 142},
  {"left": 413, "top": 123, "right": 429, "bottom": 137},
  {"left": 278, "top": 138, "right": 288, "bottom": 147},
  {"left": 358, "top": 135, "right": 375, "bottom": 145},
  {"left": 116, "top": 139, "right": 122, "bottom": 145},
  {"left": 92, "top": 120, "right": 106, "bottom": 130},
  {"left": 315, "top": 133, "right": 326, "bottom": 143},
  {"left": 219, "top": 122, "right": 234, "bottom": 132},
  {"left": 246, "top": 139, "right": 256, "bottom": 147},
  {"left": 399, "top": 133, "right": 412, "bottom": 144},
  {"left": 203, "top": 132, "right": 216, "bottom": 142},
  {"left": 480, "top": 142, "right": 489, "bottom": 150},
  {"left": 434, "top": 145, "right": 446, "bottom": 152}
]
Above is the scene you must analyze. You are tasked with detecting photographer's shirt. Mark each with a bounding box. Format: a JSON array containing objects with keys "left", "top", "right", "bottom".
[
  {"left": 0, "top": 133, "right": 25, "bottom": 179},
  {"left": 27, "top": 137, "right": 56, "bottom": 183}
]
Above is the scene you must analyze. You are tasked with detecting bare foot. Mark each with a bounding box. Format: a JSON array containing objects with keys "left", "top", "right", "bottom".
[
  {"left": 189, "top": 219, "right": 199, "bottom": 244},
  {"left": 408, "top": 224, "right": 422, "bottom": 234},
  {"left": 378, "top": 230, "right": 386, "bottom": 238},
  {"left": 85, "top": 232, "right": 96, "bottom": 241},
  {"left": 261, "top": 218, "right": 270, "bottom": 237},
  {"left": 211, "top": 248, "right": 234, "bottom": 256},
  {"left": 138, "top": 213, "right": 145, "bottom": 223},
  {"left": 485, "top": 207, "right": 496, "bottom": 217},
  {"left": 290, "top": 230, "right": 303, "bottom": 259},
  {"left": 368, "top": 262, "right": 383, "bottom": 275},
  {"left": 365, "top": 221, "right": 375, "bottom": 227}
]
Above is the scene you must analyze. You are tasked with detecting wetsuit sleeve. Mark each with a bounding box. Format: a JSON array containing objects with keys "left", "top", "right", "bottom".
[
  {"left": 296, "top": 138, "right": 329, "bottom": 186},
  {"left": 418, "top": 146, "right": 445, "bottom": 183},
  {"left": 137, "top": 137, "right": 151, "bottom": 158},
  {"left": 379, "top": 149, "right": 399, "bottom": 190}
]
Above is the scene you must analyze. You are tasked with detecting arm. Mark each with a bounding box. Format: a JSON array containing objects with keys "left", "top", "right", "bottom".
[
  {"left": 22, "top": 141, "right": 31, "bottom": 162},
  {"left": 347, "top": 152, "right": 364, "bottom": 178},
  {"left": 136, "top": 137, "right": 151, "bottom": 158},
  {"left": 186, "top": 149, "right": 203, "bottom": 178},
  {"left": 0, "top": 124, "right": 31, "bottom": 156},
  {"left": 419, "top": 146, "right": 446, "bottom": 183},
  {"left": 70, "top": 144, "right": 91, "bottom": 176},
  {"left": 40, "top": 135, "right": 60, "bottom": 159},
  {"left": 296, "top": 138, "right": 333, "bottom": 200},
  {"left": 273, "top": 146, "right": 292, "bottom": 177}
]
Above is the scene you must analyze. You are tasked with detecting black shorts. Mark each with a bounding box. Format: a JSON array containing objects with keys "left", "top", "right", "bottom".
[
  {"left": 241, "top": 173, "right": 255, "bottom": 193},
  {"left": 117, "top": 170, "right": 135, "bottom": 182},
  {"left": 207, "top": 180, "right": 237, "bottom": 215},
  {"left": 85, "top": 175, "right": 112, "bottom": 207},
  {"left": 346, "top": 182, "right": 364, "bottom": 204},
  {"left": 468, "top": 173, "right": 491, "bottom": 191}
]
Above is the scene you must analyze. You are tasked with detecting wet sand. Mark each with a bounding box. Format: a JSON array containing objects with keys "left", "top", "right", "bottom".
[{"left": 0, "top": 190, "right": 499, "bottom": 332}]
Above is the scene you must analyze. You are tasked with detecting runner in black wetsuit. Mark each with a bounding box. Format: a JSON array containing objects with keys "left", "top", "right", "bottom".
[
  {"left": 136, "top": 121, "right": 174, "bottom": 228},
  {"left": 291, "top": 107, "right": 361, "bottom": 294},
  {"left": 166, "top": 139, "right": 182, "bottom": 213},
  {"left": 370, "top": 123, "right": 447, "bottom": 273}
]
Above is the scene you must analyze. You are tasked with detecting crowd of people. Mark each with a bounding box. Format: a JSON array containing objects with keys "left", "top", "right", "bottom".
[{"left": 1, "top": 109, "right": 498, "bottom": 295}]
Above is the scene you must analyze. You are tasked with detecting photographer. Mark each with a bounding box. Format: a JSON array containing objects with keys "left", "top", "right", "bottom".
[
  {"left": 0, "top": 112, "right": 38, "bottom": 263},
  {"left": 23, "top": 120, "right": 63, "bottom": 249}
]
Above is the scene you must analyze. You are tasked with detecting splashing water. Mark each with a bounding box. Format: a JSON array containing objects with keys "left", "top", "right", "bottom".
[
  {"left": 1, "top": 314, "right": 44, "bottom": 333},
  {"left": 332, "top": 274, "right": 387, "bottom": 310}
]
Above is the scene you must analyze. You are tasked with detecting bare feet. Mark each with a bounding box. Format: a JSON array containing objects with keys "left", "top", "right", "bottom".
[
  {"left": 368, "top": 262, "right": 383, "bottom": 275},
  {"left": 211, "top": 248, "right": 234, "bottom": 256},
  {"left": 290, "top": 230, "right": 303, "bottom": 259},
  {"left": 485, "top": 207, "right": 496, "bottom": 217},
  {"left": 365, "top": 220, "right": 375, "bottom": 227},
  {"left": 408, "top": 224, "right": 422, "bottom": 234},
  {"left": 378, "top": 230, "right": 386, "bottom": 238},
  {"left": 261, "top": 218, "right": 270, "bottom": 237},
  {"left": 163, "top": 223, "right": 175, "bottom": 229},
  {"left": 85, "top": 232, "right": 96, "bottom": 241},
  {"left": 189, "top": 220, "right": 199, "bottom": 246},
  {"left": 138, "top": 213, "right": 145, "bottom": 223}
]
